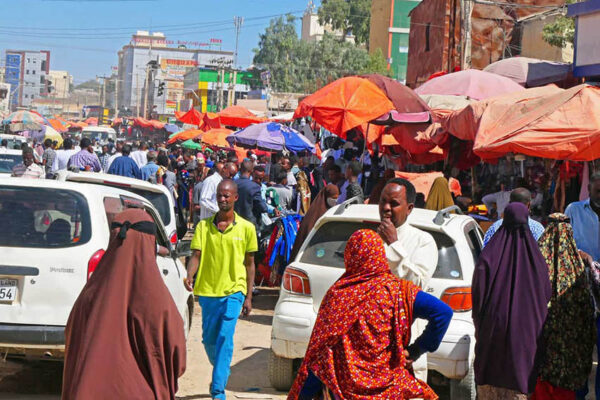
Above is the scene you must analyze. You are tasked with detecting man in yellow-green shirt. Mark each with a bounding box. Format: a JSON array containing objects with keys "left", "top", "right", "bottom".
[{"left": 185, "top": 179, "right": 257, "bottom": 400}]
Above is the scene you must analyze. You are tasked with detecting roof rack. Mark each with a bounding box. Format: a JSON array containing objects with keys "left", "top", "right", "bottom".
[
  {"left": 433, "top": 205, "right": 463, "bottom": 225},
  {"left": 333, "top": 196, "right": 363, "bottom": 215}
]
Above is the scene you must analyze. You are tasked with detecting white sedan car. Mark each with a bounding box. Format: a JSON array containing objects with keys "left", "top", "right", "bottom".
[
  {"left": 0, "top": 179, "right": 194, "bottom": 358},
  {"left": 269, "top": 203, "right": 483, "bottom": 399}
]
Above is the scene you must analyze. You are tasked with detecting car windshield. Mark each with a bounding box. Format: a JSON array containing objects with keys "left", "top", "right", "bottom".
[
  {"left": 0, "top": 154, "right": 21, "bottom": 173},
  {"left": 0, "top": 186, "right": 92, "bottom": 248},
  {"left": 78, "top": 181, "right": 171, "bottom": 226},
  {"left": 299, "top": 220, "right": 463, "bottom": 280}
]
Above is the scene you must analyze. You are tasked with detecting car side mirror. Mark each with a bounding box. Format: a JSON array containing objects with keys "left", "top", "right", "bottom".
[{"left": 172, "top": 240, "right": 192, "bottom": 259}]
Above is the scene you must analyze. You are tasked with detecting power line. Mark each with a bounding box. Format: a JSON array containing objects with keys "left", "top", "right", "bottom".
[{"left": 0, "top": 10, "right": 304, "bottom": 33}]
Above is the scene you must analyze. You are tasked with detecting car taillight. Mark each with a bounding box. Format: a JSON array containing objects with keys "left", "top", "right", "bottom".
[
  {"left": 282, "top": 267, "right": 311, "bottom": 295},
  {"left": 441, "top": 287, "right": 472, "bottom": 312},
  {"left": 169, "top": 231, "right": 178, "bottom": 245},
  {"left": 87, "top": 249, "right": 105, "bottom": 280}
]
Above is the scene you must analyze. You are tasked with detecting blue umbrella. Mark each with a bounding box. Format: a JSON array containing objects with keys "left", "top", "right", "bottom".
[
  {"left": 164, "top": 123, "right": 180, "bottom": 134},
  {"left": 226, "top": 122, "right": 315, "bottom": 153}
]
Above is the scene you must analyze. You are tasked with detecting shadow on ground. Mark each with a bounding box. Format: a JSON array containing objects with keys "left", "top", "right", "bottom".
[
  {"left": 0, "top": 359, "right": 63, "bottom": 395},
  {"left": 252, "top": 287, "right": 280, "bottom": 312},
  {"left": 227, "top": 348, "right": 287, "bottom": 397}
]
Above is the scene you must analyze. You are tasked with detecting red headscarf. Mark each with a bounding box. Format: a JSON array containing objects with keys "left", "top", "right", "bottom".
[
  {"left": 62, "top": 209, "right": 186, "bottom": 400},
  {"left": 287, "top": 229, "right": 437, "bottom": 400}
]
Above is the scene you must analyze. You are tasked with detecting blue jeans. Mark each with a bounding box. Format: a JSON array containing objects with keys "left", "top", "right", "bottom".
[
  {"left": 576, "top": 315, "right": 600, "bottom": 399},
  {"left": 198, "top": 292, "right": 245, "bottom": 400}
]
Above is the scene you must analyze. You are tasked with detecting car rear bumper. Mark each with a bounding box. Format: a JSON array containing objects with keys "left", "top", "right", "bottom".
[
  {"left": 428, "top": 317, "right": 474, "bottom": 379},
  {"left": 271, "top": 298, "right": 314, "bottom": 359},
  {"left": 0, "top": 323, "right": 65, "bottom": 346}
]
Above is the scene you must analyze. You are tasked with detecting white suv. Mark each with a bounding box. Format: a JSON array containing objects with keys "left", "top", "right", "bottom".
[
  {"left": 0, "top": 178, "right": 194, "bottom": 358},
  {"left": 269, "top": 203, "right": 483, "bottom": 399},
  {"left": 55, "top": 170, "right": 179, "bottom": 244}
]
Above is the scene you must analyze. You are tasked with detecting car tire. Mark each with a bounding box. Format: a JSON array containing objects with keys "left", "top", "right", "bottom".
[
  {"left": 450, "top": 362, "right": 476, "bottom": 400},
  {"left": 183, "top": 304, "right": 191, "bottom": 340},
  {"left": 268, "top": 349, "right": 295, "bottom": 391}
]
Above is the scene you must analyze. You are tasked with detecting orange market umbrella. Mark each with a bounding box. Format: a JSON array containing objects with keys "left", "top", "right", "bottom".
[
  {"left": 381, "top": 123, "right": 437, "bottom": 154},
  {"left": 218, "top": 106, "right": 263, "bottom": 128},
  {"left": 443, "top": 85, "right": 563, "bottom": 142},
  {"left": 294, "top": 76, "right": 394, "bottom": 138},
  {"left": 199, "top": 128, "right": 234, "bottom": 148},
  {"left": 394, "top": 171, "right": 443, "bottom": 199},
  {"left": 167, "top": 128, "right": 203, "bottom": 144},
  {"left": 84, "top": 117, "right": 98, "bottom": 126},
  {"left": 473, "top": 84, "right": 600, "bottom": 161},
  {"left": 47, "top": 118, "right": 68, "bottom": 133}
]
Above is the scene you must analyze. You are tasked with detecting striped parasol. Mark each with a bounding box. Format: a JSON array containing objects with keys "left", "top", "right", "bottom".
[{"left": 2, "top": 110, "right": 47, "bottom": 130}]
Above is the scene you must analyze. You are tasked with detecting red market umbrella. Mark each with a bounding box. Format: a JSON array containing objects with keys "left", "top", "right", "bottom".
[
  {"left": 361, "top": 74, "right": 431, "bottom": 125},
  {"left": 176, "top": 108, "right": 203, "bottom": 126},
  {"left": 414, "top": 69, "right": 525, "bottom": 101},
  {"left": 294, "top": 76, "right": 394, "bottom": 139}
]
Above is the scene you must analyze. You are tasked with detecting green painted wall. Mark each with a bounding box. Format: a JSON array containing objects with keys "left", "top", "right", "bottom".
[{"left": 389, "top": 0, "right": 420, "bottom": 82}]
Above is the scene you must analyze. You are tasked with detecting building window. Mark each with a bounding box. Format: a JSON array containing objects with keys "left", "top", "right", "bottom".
[
  {"left": 24, "top": 94, "right": 28, "bottom": 99},
  {"left": 41, "top": 60, "right": 46, "bottom": 71},
  {"left": 26, "top": 70, "right": 29, "bottom": 75},
  {"left": 425, "top": 24, "right": 431, "bottom": 52},
  {"left": 32, "top": 70, "right": 36, "bottom": 75},
  {"left": 40, "top": 76, "right": 45, "bottom": 84}
]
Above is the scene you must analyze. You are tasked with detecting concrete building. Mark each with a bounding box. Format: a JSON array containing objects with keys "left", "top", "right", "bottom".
[
  {"left": 117, "top": 31, "right": 234, "bottom": 118},
  {"left": 301, "top": 2, "right": 354, "bottom": 43},
  {"left": 369, "top": 0, "right": 421, "bottom": 82},
  {"left": 48, "top": 70, "right": 73, "bottom": 99},
  {"left": 0, "top": 83, "right": 10, "bottom": 114},
  {"left": 568, "top": 0, "right": 600, "bottom": 78},
  {"left": 4, "top": 50, "right": 50, "bottom": 109},
  {"left": 183, "top": 67, "right": 258, "bottom": 112}
]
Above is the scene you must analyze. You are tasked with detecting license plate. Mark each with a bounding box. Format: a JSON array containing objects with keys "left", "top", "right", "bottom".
[{"left": 0, "top": 279, "right": 17, "bottom": 302}]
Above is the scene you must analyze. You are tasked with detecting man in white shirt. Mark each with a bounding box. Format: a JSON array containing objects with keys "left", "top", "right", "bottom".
[
  {"left": 130, "top": 142, "right": 148, "bottom": 168},
  {"left": 377, "top": 178, "right": 439, "bottom": 381},
  {"left": 482, "top": 182, "right": 511, "bottom": 218},
  {"left": 52, "top": 138, "right": 78, "bottom": 172},
  {"left": 199, "top": 162, "right": 237, "bottom": 220}
]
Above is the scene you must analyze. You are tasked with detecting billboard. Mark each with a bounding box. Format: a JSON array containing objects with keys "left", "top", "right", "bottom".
[
  {"left": 568, "top": 0, "right": 600, "bottom": 77},
  {"left": 5, "top": 53, "right": 22, "bottom": 108}
]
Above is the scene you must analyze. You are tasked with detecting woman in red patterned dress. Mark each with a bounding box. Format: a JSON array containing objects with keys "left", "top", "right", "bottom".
[{"left": 288, "top": 229, "right": 452, "bottom": 400}]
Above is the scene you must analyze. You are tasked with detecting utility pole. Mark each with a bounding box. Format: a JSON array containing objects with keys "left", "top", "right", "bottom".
[
  {"left": 143, "top": 64, "right": 150, "bottom": 119},
  {"left": 461, "top": 0, "right": 473, "bottom": 69},
  {"left": 233, "top": 16, "right": 244, "bottom": 69},
  {"left": 114, "top": 76, "right": 119, "bottom": 118}
]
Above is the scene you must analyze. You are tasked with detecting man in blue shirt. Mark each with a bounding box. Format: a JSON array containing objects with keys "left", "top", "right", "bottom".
[
  {"left": 566, "top": 172, "right": 600, "bottom": 400},
  {"left": 566, "top": 173, "right": 600, "bottom": 262},
  {"left": 140, "top": 151, "right": 159, "bottom": 182},
  {"left": 235, "top": 160, "right": 268, "bottom": 226},
  {"left": 107, "top": 144, "right": 142, "bottom": 179},
  {"left": 483, "top": 187, "right": 545, "bottom": 247}
]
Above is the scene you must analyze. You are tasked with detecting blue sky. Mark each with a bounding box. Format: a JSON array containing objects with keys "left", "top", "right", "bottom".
[{"left": 0, "top": 0, "right": 317, "bottom": 84}]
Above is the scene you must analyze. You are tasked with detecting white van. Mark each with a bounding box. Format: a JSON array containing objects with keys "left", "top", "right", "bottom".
[
  {"left": 0, "top": 179, "right": 194, "bottom": 358},
  {"left": 0, "top": 134, "right": 27, "bottom": 150},
  {"left": 81, "top": 126, "right": 116, "bottom": 145}
]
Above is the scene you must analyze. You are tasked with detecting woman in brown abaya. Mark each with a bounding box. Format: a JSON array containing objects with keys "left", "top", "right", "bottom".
[
  {"left": 62, "top": 208, "right": 186, "bottom": 400},
  {"left": 290, "top": 184, "right": 340, "bottom": 261}
]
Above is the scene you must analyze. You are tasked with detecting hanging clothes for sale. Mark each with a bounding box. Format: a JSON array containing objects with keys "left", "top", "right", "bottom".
[{"left": 265, "top": 214, "right": 303, "bottom": 276}]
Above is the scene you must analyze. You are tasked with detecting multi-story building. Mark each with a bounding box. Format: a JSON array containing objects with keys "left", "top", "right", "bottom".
[
  {"left": 183, "top": 67, "right": 258, "bottom": 112},
  {"left": 301, "top": 2, "right": 353, "bottom": 43},
  {"left": 117, "top": 31, "right": 234, "bottom": 117},
  {"left": 48, "top": 70, "right": 73, "bottom": 99},
  {"left": 4, "top": 50, "right": 50, "bottom": 109},
  {"left": 369, "top": 0, "right": 421, "bottom": 82}
]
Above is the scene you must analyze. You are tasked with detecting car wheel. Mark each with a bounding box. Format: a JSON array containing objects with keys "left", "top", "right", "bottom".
[
  {"left": 268, "top": 349, "right": 295, "bottom": 391},
  {"left": 450, "top": 362, "right": 476, "bottom": 400}
]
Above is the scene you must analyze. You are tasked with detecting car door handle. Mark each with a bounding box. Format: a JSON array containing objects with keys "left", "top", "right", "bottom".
[{"left": 162, "top": 269, "right": 169, "bottom": 276}]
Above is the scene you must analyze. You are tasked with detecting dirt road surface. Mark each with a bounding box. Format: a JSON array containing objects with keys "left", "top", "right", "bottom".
[{"left": 0, "top": 288, "right": 287, "bottom": 400}]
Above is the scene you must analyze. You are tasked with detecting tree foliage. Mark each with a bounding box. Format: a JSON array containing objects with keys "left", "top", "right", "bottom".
[
  {"left": 253, "top": 15, "right": 389, "bottom": 93},
  {"left": 542, "top": 15, "right": 575, "bottom": 48},
  {"left": 318, "top": 0, "right": 372, "bottom": 46}
]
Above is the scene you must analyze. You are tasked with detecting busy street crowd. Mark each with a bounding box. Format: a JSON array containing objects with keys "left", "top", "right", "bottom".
[{"left": 2, "top": 130, "right": 599, "bottom": 400}]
